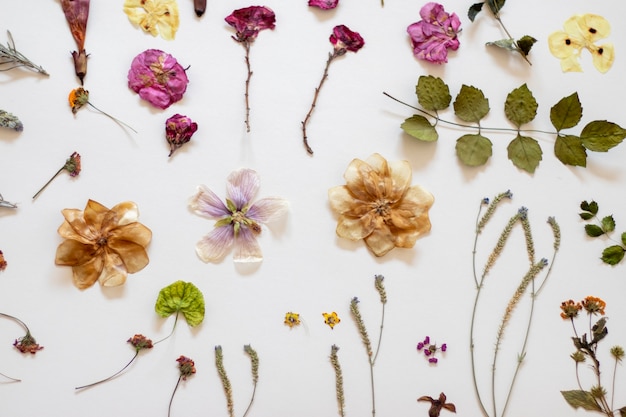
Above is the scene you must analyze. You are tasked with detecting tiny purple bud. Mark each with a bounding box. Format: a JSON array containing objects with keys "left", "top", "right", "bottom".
[
  {"left": 423, "top": 336, "right": 430, "bottom": 344},
  {"left": 417, "top": 342, "right": 424, "bottom": 351},
  {"left": 441, "top": 343, "right": 447, "bottom": 352},
  {"left": 424, "top": 349, "right": 432, "bottom": 356},
  {"left": 428, "top": 357, "right": 438, "bottom": 364}
]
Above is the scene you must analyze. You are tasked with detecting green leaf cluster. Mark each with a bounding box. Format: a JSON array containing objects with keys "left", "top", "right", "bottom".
[
  {"left": 400, "top": 76, "right": 626, "bottom": 173},
  {"left": 155, "top": 280, "right": 205, "bottom": 327},
  {"left": 579, "top": 200, "right": 626, "bottom": 265}
]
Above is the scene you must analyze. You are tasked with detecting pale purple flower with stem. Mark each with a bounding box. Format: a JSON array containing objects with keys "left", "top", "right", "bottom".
[
  {"left": 189, "top": 168, "right": 288, "bottom": 263},
  {"left": 301, "top": 24, "right": 364, "bottom": 155},
  {"left": 407, "top": 2, "right": 461, "bottom": 64},
  {"left": 165, "top": 114, "right": 198, "bottom": 157},
  {"left": 308, "top": 0, "right": 338, "bottom": 10}
]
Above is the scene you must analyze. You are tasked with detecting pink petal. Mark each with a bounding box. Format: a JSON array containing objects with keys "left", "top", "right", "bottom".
[
  {"left": 226, "top": 168, "right": 260, "bottom": 210},
  {"left": 196, "top": 226, "right": 235, "bottom": 263},
  {"left": 189, "top": 185, "right": 230, "bottom": 218},
  {"left": 233, "top": 227, "right": 262, "bottom": 263},
  {"left": 247, "top": 197, "right": 288, "bottom": 223}
]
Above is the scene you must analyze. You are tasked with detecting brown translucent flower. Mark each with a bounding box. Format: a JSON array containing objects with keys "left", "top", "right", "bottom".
[
  {"left": 328, "top": 153, "right": 434, "bottom": 257},
  {"left": 55, "top": 199, "right": 152, "bottom": 289}
]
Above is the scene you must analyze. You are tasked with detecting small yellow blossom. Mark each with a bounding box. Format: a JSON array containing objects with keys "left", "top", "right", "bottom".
[
  {"left": 124, "top": 0, "right": 180, "bottom": 40},
  {"left": 323, "top": 312, "right": 341, "bottom": 329},
  {"left": 284, "top": 312, "right": 301, "bottom": 328},
  {"left": 68, "top": 88, "right": 90, "bottom": 114}
]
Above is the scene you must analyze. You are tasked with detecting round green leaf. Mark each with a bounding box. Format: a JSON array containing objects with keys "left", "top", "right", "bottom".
[
  {"left": 507, "top": 134, "right": 542, "bottom": 173},
  {"left": 455, "top": 134, "right": 492, "bottom": 166},
  {"left": 155, "top": 280, "right": 205, "bottom": 327},
  {"left": 601, "top": 215, "right": 615, "bottom": 233},
  {"left": 550, "top": 93, "right": 582, "bottom": 131},
  {"left": 416, "top": 75, "right": 451, "bottom": 111},
  {"left": 504, "top": 84, "right": 538, "bottom": 126},
  {"left": 401, "top": 115, "right": 438, "bottom": 142},
  {"left": 580, "top": 121, "right": 626, "bottom": 152},
  {"left": 585, "top": 224, "right": 604, "bottom": 237},
  {"left": 554, "top": 135, "right": 586, "bottom": 167},
  {"left": 453, "top": 85, "right": 490, "bottom": 123},
  {"left": 621, "top": 232, "right": 626, "bottom": 247},
  {"left": 601, "top": 245, "right": 625, "bottom": 265}
]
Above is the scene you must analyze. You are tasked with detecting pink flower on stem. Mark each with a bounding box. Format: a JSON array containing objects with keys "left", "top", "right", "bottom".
[
  {"left": 301, "top": 24, "right": 364, "bottom": 155},
  {"left": 127, "top": 49, "right": 189, "bottom": 110},
  {"left": 407, "top": 2, "right": 461, "bottom": 64},
  {"left": 308, "top": 0, "right": 339, "bottom": 10},
  {"left": 165, "top": 114, "right": 198, "bottom": 157},
  {"left": 189, "top": 168, "right": 288, "bottom": 263}
]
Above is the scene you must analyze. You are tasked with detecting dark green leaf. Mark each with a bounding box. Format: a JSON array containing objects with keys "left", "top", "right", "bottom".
[
  {"left": 580, "top": 200, "right": 598, "bottom": 215},
  {"left": 468, "top": 2, "right": 484, "bottom": 22},
  {"left": 550, "top": 93, "right": 582, "bottom": 131},
  {"left": 486, "top": 0, "right": 505, "bottom": 15},
  {"left": 504, "top": 84, "right": 538, "bottom": 126},
  {"left": 555, "top": 135, "right": 587, "bottom": 167},
  {"left": 453, "top": 85, "right": 490, "bottom": 123},
  {"left": 571, "top": 337, "right": 584, "bottom": 350},
  {"left": 591, "top": 317, "right": 608, "bottom": 343},
  {"left": 601, "top": 215, "right": 615, "bottom": 233},
  {"left": 621, "top": 232, "right": 626, "bottom": 246},
  {"left": 486, "top": 39, "right": 516, "bottom": 52},
  {"left": 507, "top": 134, "right": 542, "bottom": 173},
  {"left": 401, "top": 115, "right": 438, "bottom": 142},
  {"left": 561, "top": 390, "right": 602, "bottom": 411},
  {"left": 579, "top": 212, "right": 594, "bottom": 220},
  {"left": 601, "top": 245, "right": 625, "bottom": 265},
  {"left": 585, "top": 224, "right": 605, "bottom": 237},
  {"left": 455, "top": 134, "right": 493, "bottom": 166},
  {"left": 581, "top": 121, "right": 626, "bottom": 152},
  {"left": 155, "top": 280, "right": 205, "bottom": 327},
  {"left": 516, "top": 35, "right": 537, "bottom": 56},
  {"left": 416, "top": 75, "right": 451, "bottom": 111}
]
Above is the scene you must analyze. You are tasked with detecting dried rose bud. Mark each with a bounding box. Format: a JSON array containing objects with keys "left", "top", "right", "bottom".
[
  {"left": 165, "top": 114, "right": 198, "bottom": 157},
  {"left": 308, "top": 0, "right": 339, "bottom": 10},
  {"left": 127, "top": 334, "right": 154, "bottom": 351},
  {"left": 176, "top": 355, "right": 196, "bottom": 380},
  {"left": 330, "top": 24, "right": 365, "bottom": 55},
  {"left": 225, "top": 6, "right": 276, "bottom": 42}
]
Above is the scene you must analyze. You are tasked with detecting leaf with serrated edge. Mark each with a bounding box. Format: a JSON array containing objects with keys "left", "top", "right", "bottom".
[
  {"left": 507, "top": 134, "right": 542, "bottom": 173},
  {"left": 453, "top": 85, "right": 490, "bottom": 123},
  {"left": 555, "top": 135, "right": 586, "bottom": 167},
  {"left": 416, "top": 75, "right": 451, "bottom": 111},
  {"left": 561, "top": 390, "right": 602, "bottom": 412},
  {"left": 486, "top": 0, "right": 505, "bottom": 15},
  {"left": 505, "top": 84, "right": 538, "bottom": 126},
  {"left": 602, "top": 245, "right": 625, "bottom": 265},
  {"left": 601, "top": 215, "right": 615, "bottom": 233},
  {"left": 581, "top": 121, "right": 626, "bottom": 152},
  {"left": 550, "top": 93, "right": 582, "bottom": 131},
  {"left": 486, "top": 39, "right": 516, "bottom": 52},
  {"left": 585, "top": 224, "right": 604, "bottom": 237},
  {"left": 455, "top": 134, "right": 492, "bottom": 166},
  {"left": 155, "top": 280, "right": 205, "bottom": 327},
  {"left": 580, "top": 200, "right": 598, "bottom": 215},
  {"left": 401, "top": 115, "right": 438, "bottom": 142},
  {"left": 468, "top": 2, "right": 484, "bottom": 22}
]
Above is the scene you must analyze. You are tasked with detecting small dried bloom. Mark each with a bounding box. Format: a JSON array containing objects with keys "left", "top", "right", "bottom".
[
  {"left": 127, "top": 334, "right": 154, "bottom": 352},
  {"left": 13, "top": 333, "right": 43, "bottom": 354},
  {"left": 330, "top": 25, "right": 365, "bottom": 54},
  {"left": 60, "top": 0, "right": 89, "bottom": 84},
  {"left": 65, "top": 152, "right": 81, "bottom": 177},
  {"left": 309, "top": 0, "right": 338, "bottom": 10},
  {"left": 570, "top": 350, "right": 586, "bottom": 363},
  {"left": 0, "top": 250, "right": 6, "bottom": 271},
  {"left": 407, "top": 2, "right": 461, "bottom": 64},
  {"left": 176, "top": 355, "right": 196, "bottom": 380},
  {"left": 165, "top": 114, "right": 198, "bottom": 157},
  {"left": 0, "top": 109, "right": 23, "bottom": 132},
  {"left": 225, "top": 6, "right": 276, "bottom": 42},
  {"left": 610, "top": 345, "right": 625, "bottom": 361},
  {"left": 69, "top": 87, "right": 90, "bottom": 114},
  {"left": 560, "top": 299, "right": 583, "bottom": 319},
  {"left": 417, "top": 336, "right": 446, "bottom": 364},
  {"left": 124, "top": 0, "right": 180, "bottom": 40},
  {"left": 323, "top": 312, "right": 341, "bottom": 329},
  {"left": 418, "top": 392, "right": 456, "bottom": 417},
  {"left": 284, "top": 312, "right": 301, "bottom": 328},
  {"left": 582, "top": 296, "right": 606, "bottom": 316}
]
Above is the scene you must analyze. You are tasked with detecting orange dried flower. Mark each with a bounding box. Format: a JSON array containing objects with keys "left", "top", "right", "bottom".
[
  {"left": 560, "top": 299, "right": 583, "bottom": 319},
  {"left": 582, "top": 296, "right": 606, "bottom": 316}
]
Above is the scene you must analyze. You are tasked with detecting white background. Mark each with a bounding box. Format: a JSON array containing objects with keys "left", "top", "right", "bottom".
[{"left": 1, "top": 0, "right": 625, "bottom": 416}]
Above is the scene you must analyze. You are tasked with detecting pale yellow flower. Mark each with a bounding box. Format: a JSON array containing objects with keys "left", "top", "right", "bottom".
[{"left": 124, "top": 0, "right": 179, "bottom": 40}]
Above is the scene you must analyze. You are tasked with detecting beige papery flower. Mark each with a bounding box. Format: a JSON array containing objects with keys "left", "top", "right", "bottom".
[
  {"left": 55, "top": 200, "right": 152, "bottom": 289},
  {"left": 328, "top": 154, "right": 434, "bottom": 257}
]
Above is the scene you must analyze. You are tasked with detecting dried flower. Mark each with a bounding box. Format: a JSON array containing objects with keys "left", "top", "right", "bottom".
[
  {"left": 611, "top": 346, "right": 625, "bottom": 361},
  {"left": 548, "top": 14, "right": 614, "bottom": 73},
  {"left": 570, "top": 350, "right": 586, "bottom": 363},
  {"left": 69, "top": 88, "right": 137, "bottom": 133},
  {"left": 60, "top": 0, "right": 90, "bottom": 84},
  {"left": 301, "top": 24, "right": 364, "bottom": 154},
  {"left": 128, "top": 334, "right": 154, "bottom": 352},
  {"left": 284, "top": 312, "right": 301, "bottom": 328},
  {"left": 194, "top": 0, "right": 207, "bottom": 17},
  {"left": 55, "top": 199, "right": 152, "bottom": 289},
  {"left": 560, "top": 299, "right": 583, "bottom": 320},
  {"left": 165, "top": 114, "right": 198, "bottom": 157},
  {"left": 0, "top": 30, "right": 48, "bottom": 75},
  {"left": 124, "top": 0, "right": 180, "bottom": 40},
  {"left": 329, "top": 345, "right": 345, "bottom": 417},
  {"left": 176, "top": 355, "right": 196, "bottom": 380},
  {"left": 407, "top": 2, "right": 461, "bottom": 64},
  {"left": 418, "top": 392, "right": 456, "bottom": 417},
  {"left": 0, "top": 250, "right": 6, "bottom": 271},
  {"left": 323, "top": 312, "right": 341, "bottom": 329},
  {"left": 328, "top": 153, "right": 434, "bottom": 257},
  {"left": 308, "top": 0, "right": 339, "bottom": 10},
  {"left": 0, "top": 109, "right": 23, "bottom": 132},
  {"left": 417, "top": 336, "right": 447, "bottom": 364},
  {"left": 13, "top": 333, "right": 43, "bottom": 354},
  {"left": 32, "top": 152, "right": 81, "bottom": 200},
  {"left": 128, "top": 49, "right": 189, "bottom": 110},
  {"left": 189, "top": 168, "right": 288, "bottom": 263},
  {"left": 582, "top": 296, "right": 606, "bottom": 316}
]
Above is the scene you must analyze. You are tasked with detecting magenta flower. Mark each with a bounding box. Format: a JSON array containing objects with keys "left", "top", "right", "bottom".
[
  {"left": 417, "top": 335, "right": 447, "bottom": 364},
  {"left": 189, "top": 168, "right": 288, "bottom": 263},
  {"left": 308, "top": 0, "right": 339, "bottom": 10},
  {"left": 165, "top": 114, "right": 198, "bottom": 157},
  {"left": 301, "top": 24, "right": 364, "bottom": 155},
  {"left": 127, "top": 49, "right": 189, "bottom": 110},
  {"left": 407, "top": 2, "right": 461, "bottom": 64}
]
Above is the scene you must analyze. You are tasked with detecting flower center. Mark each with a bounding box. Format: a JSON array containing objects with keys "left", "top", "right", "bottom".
[
  {"left": 97, "top": 236, "right": 108, "bottom": 247},
  {"left": 374, "top": 199, "right": 391, "bottom": 218},
  {"left": 231, "top": 212, "right": 261, "bottom": 235}
]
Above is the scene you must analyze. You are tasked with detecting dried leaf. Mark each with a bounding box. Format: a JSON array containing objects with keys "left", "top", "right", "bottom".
[
  {"left": 516, "top": 35, "right": 537, "bottom": 56},
  {"left": 504, "top": 84, "right": 537, "bottom": 127},
  {"left": 585, "top": 224, "right": 605, "bottom": 237},
  {"left": 155, "top": 281, "right": 205, "bottom": 326},
  {"left": 601, "top": 215, "right": 615, "bottom": 233},
  {"left": 580, "top": 200, "right": 599, "bottom": 216},
  {"left": 561, "top": 390, "right": 602, "bottom": 412},
  {"left": 468, "top": 2, "right": 484, "bottom": 22},
  {"left": 455, "top": 134, "right": 492, "bottom": 166},
  {"left": 486, "top": 0, "right": 505, "bottom": 15},
  {"left": 622, "top": 232, "right": 626, "bottom": 246},
  {"left": 453, "top": 85, "right": 489, "bottom": 123},
  {"left": 601, "top": 245, "right": 625, "bottom": 265},
  {"left": 554, "top": 135, "right": 586, "bottom": 167},
  {"left": 401, "top": 115, "right": 438, "bottom": 142},
  {"left": 486, "top": 38, "right": 516, "bottom": 52},
  {"left": 580, "top": 120, "right": 626, "bottom": 152},
  {"left": 416, "top": 75, "right": 451, "bottom": 111},
  {"left": 550, "top": 93, "right": 582, "bottom": 131},
  {"left": 507, "top": 134, "right": 542, "bottom": 173}
]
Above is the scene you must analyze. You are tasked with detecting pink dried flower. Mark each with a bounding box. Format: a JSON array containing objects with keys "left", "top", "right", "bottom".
[
  {"left": 308, "top": 0, "right": 339, "bottom": 10},
  {"left": 165, "top": 114, "right": 198, "bottom": 157},
  {"left": 176, "top": 355, "right": 196, "bottom": 380},
  {"left": 13, "top": 333, "right": 43, "bottom": 354},
  {"left": 128, "top": 49, "right": 189, "bottom": 110},
  {"left": 127, "top": 334, "right": 154, "bottom": 351},
  {"left": 407, "top": 2, "right": 461, "bottom": 64}
]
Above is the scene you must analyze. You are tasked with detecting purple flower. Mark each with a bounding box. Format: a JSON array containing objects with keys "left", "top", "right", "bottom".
[
  {"left": 165, "top": 114, "right": 198, "bottom": 157},
  {"left": 417, "top": 342, "right": 424, "bottom": 350},
  {"left": 127, "top": 49, "right": 189, "bottom": 109},
  {"left": 407, "top": 2, "right": 461, "bottom": 64},
  {"left": 330, "top": 24, "right": 365, "bottom": 54},
  {"left": 423, "top": 336, "right": 430, "bottom": 345},
  {"left": 189, "top": 169, "right": 288, "bottom": 263},
  {"left": 309, "top": 0, "right": 338, "bottom": 10},
  {"left": 428, "top": 357, "right": 438, "bottom": 364},
  {"left": 441, "top": 343, "right": 447, "bottom": 352},
  {"left": 225, "top": 6, "right": 275, "bottom": 42}
]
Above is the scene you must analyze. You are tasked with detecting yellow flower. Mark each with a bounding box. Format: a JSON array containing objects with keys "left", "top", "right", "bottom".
[
  {"left": 68, "top": 87, "right": 90, "bottom": 114},
  {"left": 328, "top": 153, "right": 434, "bottom": 257},
  {"left": 124, "top": 0, "right": 179, "bottom": 41},
  {"left": 55, "top": 200, "right": 152, "bottom": 289},
  {"left": 284, "top": 312, "right": 301, "bottom": 328},
  {"left": 323, "top": 312, "right": 340, "bottom": 329},
  {"left": 548, "top": 14, "right": 614, "bottom": 73}
]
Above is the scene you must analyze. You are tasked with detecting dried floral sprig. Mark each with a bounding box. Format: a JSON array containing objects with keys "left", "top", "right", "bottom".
[
  {"left": 0, "top": 31, "right": 48, "bottom": 75},
  {"left": 215, "top": 345, "right": 260, "bottom": 417},
  {"left": 165, "top": 114, "right": 197, "bottom": 157},
  {"left": 0, "top": 312, "right": 44, "bottom": 382},
  {"left": 323, "top": 312, "right": 341, "bottom": 329},
  {"left": 579, "top": 200, "right": 626, "bottom": 265},
  {"left": 301, "top": 24, "right": 364, "bottom": 154},
  {"left": 418, "top": 392, "right": 456, "bottom": 417},
  {"left": 0, "top": 109, "right": 23, "bottom": 132},
  {"left": 60, "top": 0, "right": 90, "bottom": 84},
  {"left": 169, "top": 356, "right": 196, "bottom": 417},
  {"left": 330, "top": 345, "right": 346, "bottom": 417},
  {"left": 0, "top": 193, "right": 18, "bottom": 209},
  {"left": 0, "top": 250, "right": 6, "bottom": 271},
  {"left": 69, "top": 88, "right": 137, "bottom": 133},
  {"left": 32, "top": 152, "right": 81, "bottom": 200},
  {"left": 243, "top": 345, "right": 259, "bottom": 417},
  {"left": 407, "top": 3, "right": 461, "bottom": 64},
  {"left": 417, "top": 335, "right": 447, "bottom": 364}
]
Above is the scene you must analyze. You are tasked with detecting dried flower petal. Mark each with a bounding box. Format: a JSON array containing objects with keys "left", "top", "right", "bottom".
[
  {"left": 330, "top": 24, "right": 364, "bottom": 54},
  {"left": 560, "top": 299, "right": 583, "bottom": 319},
  {"left": 165, "top": 114, "right": 198, "bottom": 157},
  {"left": 407, "top": 2, "right": 461, "bottom": 64},
  {"left": 284, "top": 312, "right": 301, "bottom": 328},
  {"left": 309, "top": 0, "right": 339, "bottom": 10},
  {"left": 127, "top": 334, "right": 154, "bottom": 351},
  {"left": 60, "top": 0, "right": 90, "bottom": 84},
  {"left": 418, "top": 392, "right": 456, "bottom": 417},
  {"left": 581, "top": 296, "right": 606, "bottom": 315},
  {"left": 0, "top": 250, "right": 6, "bottom": 271},
  {"left": 225, "top": 6, "right": 276, "bottom": 42},
  {"left": 68, "top": 88, "right": 90, "bottom": 114},
  {"left": 176, "top": 355, "right": 196, "bottom": 380},
  {"left": 124, "top": 0, "right": 180, "bottom": 40},
  {"left": 13, "top": 333, "right": 43, "bottom": 354}
]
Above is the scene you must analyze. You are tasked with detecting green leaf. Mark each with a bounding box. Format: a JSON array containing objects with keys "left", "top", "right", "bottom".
[
  {"left": 601, "top": 215, "right": 615, "bottom": 233},
  {"left": 486, "top": 38, "right": 516, "bottom": 52},
  {"left": 550, "top": 93, "right": 583, "bottom": 131},
  {"left": 155, "top": 280, "right": 205, "bottom": 327},
  {"left": 504, "top": 84, "right": 538, "bottom": 127},
  {"left": 486, "top": 0, "right": 505, "bottom": 15},
  {"left": 455, "top": 134, "right": 493, "bottom": 166},
  {"left": 579, "top": 212, "right": 594, "bottom": 220},
  {"left": 516, "top": 35, "right": 537, "bottom": 56},
  {"left": 591, "top": 317, "right": 608, "bottom": 343},
  {"left": 561, "top": 390, "right": 602, "bottom": 411},
  {"left": 554, "top": 135, "right": 587, "bottom": 167},
  {"left": 602, "top": 245, "right": 625, "bottom": 265},
  {"left": 401, "top": 115, "right": 438, "bottom": 142},
  {"left": 621, "top": 232, "right": 626, "bottom": 246},
  {"left": 507, "top": 134, "right": 542, "bottom": 173},
  {"left": 580, "top": 121, "right": 626, "bottom": 152},
  {"left": 416, "top": 75, "right": 451, "bottom": 111},
  {"left": 585, "top": 224, "right": 605, "bottom": 237},
  {"left": 453, "top": 85, "right": 490, "bottom": 123},
  {"left": 580, "top": 200, "right": 598, "bottom": 215},
  {"left": 468, "top": 2, "right": 484, "bottom": 22}
]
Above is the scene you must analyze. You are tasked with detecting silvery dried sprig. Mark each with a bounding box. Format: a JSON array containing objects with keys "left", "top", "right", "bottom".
[
  {"left": 0, "top": 31, "right": 48, "bottom": 75},
  {"left": 215, "top": 345, "right": 261, "bottom": 417},
  {"left": 33, "top": 152, "right": 81, "bottom": 200},
  {"left": 0, "top": 193, "right": 18, "bottom": 209},
  {"left": 0, "top": 109, "right": 23, "bottom": 132}
]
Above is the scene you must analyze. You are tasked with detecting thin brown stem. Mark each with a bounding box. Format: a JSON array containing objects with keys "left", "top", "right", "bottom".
[
  {"left": 75, "top": 351, "right": 139, "bottom": 390},
  {"left": 168, "top": 376, "right": 182, "bottom": 417},
  {"left": 244, "top": 41, "right": 252, "bottom": 133},
  {"left": 32, "top": 167, "right": 64, "bottom": 200}
]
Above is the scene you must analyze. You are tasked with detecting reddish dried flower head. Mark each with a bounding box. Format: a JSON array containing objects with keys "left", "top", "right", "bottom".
[
  {"left": 64, "top": 152, "right": 81, "bottom": 177},
  {"left": 0, "top": 250, "right": 6, "bottom": 271},
  {"left": 127, "top": 334, "right": 154, "bottom": 351},
  {"left": 225, "top": 6, "right": 276, "bottom": 42},
  {"left": 582, "top": 296, "right": 606, "bottom": 316},
  {"left": 308, "top": 0, "right": 338, "bottom": 10},
  {"left": 330, "top": 25, "right": 365, "bottom": 54},
  {"left": 165, "top": 114, "right": 198, "bottom": 157},
  {"left": 560, "top": 299, "right": 583, "bottom": 319},
  {"left": 407, "top": 2, "right": 461, "bottom": 64},
  {"left": 176, "top": 355, "right": 196, "bottom": 380},
  {"left": 14, "top": 333, "right": 43, "bottom": 354}
]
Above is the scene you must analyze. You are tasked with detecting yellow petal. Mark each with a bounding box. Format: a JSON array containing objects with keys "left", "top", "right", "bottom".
[
  {"left": 560, "top": 55, "right": 583, "bottom": 72},
  {"left": 98, "top": 250, "right": 128, "bottom": 287},
  {"left": 335, "top": 213, "right": 376, "bottom": 241},
  {"left": 109, "top": 201, "right": 139, "bottom": 226},
  {"left": 576, "top": 14, "right": 611, "bottom": 42},
  {"left": 55, "top": 239, "right": 98, "bottom": 266},
  {"left": 591, "top": 43, "right": 614, "bottom": 73},
  {"left": 363, "top": 225, "right": 396, "bottom": 257},
  {"left": 386, "top": 159, "right": 412, "bottom": 202},
  {"left": 71, "top": 255, "right": 104, "bottom": 289},
  {"left": 548, "top": 31, "right": 582, "bottom": 59},
  {"left": 343, "top": 158, "right": 377, "bottom": 201},
  {"left": 124, "top": 0, "right": 179, "bottom": 40},
  {"left": 109, "top": 222, "right": 152, "bottom": 248}
]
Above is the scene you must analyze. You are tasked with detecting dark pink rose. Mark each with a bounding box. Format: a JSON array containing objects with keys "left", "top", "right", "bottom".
[
  {"left": 165, "top": 114, "right": 198, "bottom": 157},
  {"left": 308, "top": 0, "right": 338, "bottom": 10},
  {"left": 225, "top": 6, "right": 276, "bottom": 42},
  {"left": 329, "top": 25, "right": 365, "bottom": 54},
  {"left": 407, "top": 2, "right": 461, "bottom": 64}
]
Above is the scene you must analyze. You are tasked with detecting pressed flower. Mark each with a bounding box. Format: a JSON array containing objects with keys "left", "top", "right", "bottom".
[
  {"left": 418, "top": 392, "right": 456, "bottom": 417},
  {"left": 0, "top": 250, "right": 6, "bottom": 271},
  {"left": 581, "top": 296, "right": 606, "bottom": 316},
  {"left": 308, "top": 0, "right": 338, "bottom": 10},
  {"left": 284, "top": 312, "right": 301, "bottom": 328},
  {"left": 165, "top": 114, "right": 198, "bottom": 157},
  {"left": 124, "top": 0, "right": 180, "bottom": 40},
  {"left": 69, "top": 88, "right": 137, "bottom": 133},
  {"left": 0, "top": 30, "right": 48, "bottom": 75},
  {"left": 54, "top": 199, "right": 152, "bottom": 289},
  {"left": 560, "top": 299, "right": 583, "bottom": 320},
  {"left": 0, "top": 313, "right": 43, "bottom": 381},
  {"left": 169, "top": 356, "right": 196, "bottom": 417},
  {"left": 189, "top": 168, "right": 288, "bottom": 263},
  {"left": 225, "top": 6, "right": 276, "bottom": 132},
  {"left": 611, "top": 346, "right": 625, "bottom": 361},
  {"left": 548, "top": 14, "right": 614, "bottom": 73},
  {"left": 417, "top": 336, "right": 446, "bottom": 364},
  {"left": 60, "top": 0, "right": 90, "bottom": 84},
  {"left": 407, "top": 2, "right": 461, "bottom": 64},
  {"left": 32, "top": 152, "right": 81, "bottom": 200},
  {"left": 328, "top": 153, "right": 434, "bottom": 257},
  {"left": 128, "top": 49, "right": 189, "bottom": 110},
  {"left": 301, "top": 25, "right": 364, "bottom": 154},
  {"left": 323, "top": 312, "right": 340, "bottom": 329},
  {"left": 0, "top": 109, "right": 23, "bottom": 132}
]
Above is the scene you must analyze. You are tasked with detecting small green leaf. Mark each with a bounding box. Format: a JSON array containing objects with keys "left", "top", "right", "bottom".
[
  {"left": 580, "top": 200, "right": 598, "bottom": 215},
  {"left": 591, "top": 317, "right": 608, "bottom": 343},
  {"left": 602, "top": 245, "right": 625, "bottom": 265},
  {"left": 621, "top": 232, "right": 626, "bottom": 246},
  {"left": 516, "top": 35, "right": 537, "bottom": 56},
  {"left": 504, "top": 84, "right": 538, "bottom": 126},
  {"left": 416, "top": 75, "right": 451, "bottom": 111},
  {"left": 579, "top": 212, "right": 594, "bottom": 220},
  {"left": 486, "top": 0, "right": 505, "bottom": 15},
  {"left": 580, "top": 121, "right": 626, "bottom": 152},
  {"left": 468, "top": 2, "right": 484, "bottom": 22},
  {"left": 453, "top": 85, "right": 490, "bottom": 123},
  {"left": 585, "top": 224, "right": 605, "bottom": 237},
  {"left": 155, "top": 280, "right": 205, "bottom": 327},
  {"left": 486, "top": 38, "right": 516, "bottom": 52},
  {"left": 561, "top": 390, "right": 602, "bottom": 412},
  {"left": 550, "top": 93, "right": 583, "bottom": 131},
  {"left": 401, "top": 115, "right": 438, "bottom": 142},
  {"left": 507, "top": 134, "right": 542, "bottom": 173},
  {"left": 601, "top": 215, "right": 615, "bottom": 233},
  {"left": 455, "top": 134, "right": 493, "bottom": 166},
  {"left": 555, "top": 135, "right": 587, "bottom": 167}
]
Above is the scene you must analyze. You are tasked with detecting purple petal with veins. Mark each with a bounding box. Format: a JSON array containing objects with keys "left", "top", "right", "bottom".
[
  {"left": 226, "top": 168, "right": 260, "bottom": 209},
  {"left": 196, "top": 226, "right": 235, "bottom": 263},
  {"left": 189, "top": 185, "right": 230, "bottom": 218},
  {"left": 233, "top": 227, "right": 262, "bottom": 263}
]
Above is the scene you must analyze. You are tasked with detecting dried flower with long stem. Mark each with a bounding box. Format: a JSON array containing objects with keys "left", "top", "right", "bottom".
[
  {"left": 32, "top": 152, "right": 81, "bottom": 200},
  {"left": 215, "top": 344, "right": 262, "bottom": 417},
  {"left": 0, "top": 31, "right": 48, "bottom": 75},
  {"left": 69, "top": 88, "right": 137, "bottom": 133},
  {"left": 0, "top": 312, "right": 44, "bottom": 382},
  {"left": 0, "top": 193, "right": 17, "bottom": 209},
  {"left": 60, "top": 0, "right": 90, "bottom": 84},
  {"left": 169, "top": 356, "right": 196, "bottom": 417},
  {"left": 330, "top": 345, "right": 346, "bottom": 417}
]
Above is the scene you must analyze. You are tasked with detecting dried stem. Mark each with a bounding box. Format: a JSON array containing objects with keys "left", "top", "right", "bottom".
[
  {"left": 330, "top": 345, "right": 346, "bottom": 417},
  {"left": 75, "top": 351, "right": 139, "bottom": 390},
  {"left": 0, "top": 31, "right": 48, "bottom": 75},
  {"left": 87, "top": 102, "right": 137, "bottom": 133},
  {"left": 168, "top": 376, "right": 182, "bottom": 417},
  {"left": 32, "top": 167, "right": 64, "bottom": 200},
  {"left": 243, "top": 41, "right": 252, "bottom": 133},
  {"left": 154, "top": 312, "right": 179, "bottom": 345}
]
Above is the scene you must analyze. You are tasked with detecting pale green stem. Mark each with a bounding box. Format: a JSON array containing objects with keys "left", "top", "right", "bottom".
[
  {"left": 154, "top": 312, "right": 179, "bottom": 345},
  {"left": 75, "top": 351, "right": 139, "bottom": 390},
  {"left": 168, "top": 376, "right": 182, "bottom": 417},
  {"left": 372, "top": 303, "right": 385, "bottom": 365},
  {"left": 87, "top": 102, "right": 137, "bottom": 134}
]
